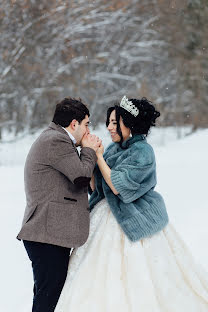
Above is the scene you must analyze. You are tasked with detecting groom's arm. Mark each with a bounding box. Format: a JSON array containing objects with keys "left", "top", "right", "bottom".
[{"left": 49, "top": 136, "right": 97, "bottom": 186}]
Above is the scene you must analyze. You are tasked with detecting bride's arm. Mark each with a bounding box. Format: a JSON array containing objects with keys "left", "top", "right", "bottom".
[
  {"left": 96, "top": 146, "right": 119, "bottom": 195},
  {"left": 90, "top": 174, "right": 95, "bottom": 192}
]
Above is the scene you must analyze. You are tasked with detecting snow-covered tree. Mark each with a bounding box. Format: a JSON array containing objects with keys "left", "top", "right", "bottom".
[{"left": 0, "top": 0, "right": 207, "bottom": 138}]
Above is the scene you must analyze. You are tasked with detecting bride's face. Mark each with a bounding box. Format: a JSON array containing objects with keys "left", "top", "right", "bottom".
[{"left": 107, "top": 110, "right": 131, "bottom": 142}]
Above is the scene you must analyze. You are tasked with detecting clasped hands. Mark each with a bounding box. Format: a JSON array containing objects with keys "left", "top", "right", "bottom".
[{"left": 81, "top": 133, "right": 104, "bottom": 155}]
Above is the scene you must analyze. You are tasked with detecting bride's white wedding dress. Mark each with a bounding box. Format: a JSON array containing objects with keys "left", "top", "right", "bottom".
[{"left": 55, "top": 199, "right": 208, "bottom": 312}]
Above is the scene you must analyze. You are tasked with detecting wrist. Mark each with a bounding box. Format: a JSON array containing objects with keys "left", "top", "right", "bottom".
[{"left": 97, "top": 154, "right": 104, "bottom": 162}]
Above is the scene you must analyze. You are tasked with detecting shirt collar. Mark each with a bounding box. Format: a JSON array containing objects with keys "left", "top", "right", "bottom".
[{"left": 61, "top": 127, "right": 77, "bottom": 145}]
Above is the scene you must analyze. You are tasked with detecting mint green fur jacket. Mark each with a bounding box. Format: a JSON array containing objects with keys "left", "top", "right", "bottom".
[{"left": 89, "top": 134, "right": 169, "bottom": 242}]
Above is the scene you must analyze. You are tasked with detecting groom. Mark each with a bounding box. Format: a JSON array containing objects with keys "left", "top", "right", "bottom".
[{"left": 17, "top": 98, "right": 101, "bottom": 312}]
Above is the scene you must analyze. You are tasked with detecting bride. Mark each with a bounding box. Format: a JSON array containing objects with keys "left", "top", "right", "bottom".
[{"left": 55, "top": 96, "right": 208, "bottom": 312}]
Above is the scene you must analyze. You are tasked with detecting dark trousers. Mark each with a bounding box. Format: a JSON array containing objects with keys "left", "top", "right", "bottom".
[{"left": 23, "top": 240, "right": 71, "bottom": 312}]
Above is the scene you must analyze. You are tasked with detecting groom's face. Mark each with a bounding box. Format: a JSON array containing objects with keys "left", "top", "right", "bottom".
[{"left": 74, "top": 115, "right": 90, "bottom": 146}]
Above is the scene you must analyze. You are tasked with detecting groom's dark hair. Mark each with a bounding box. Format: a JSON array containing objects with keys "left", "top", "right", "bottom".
[{"left": 52, "top": 97, "right": 90, "bottom": 127}]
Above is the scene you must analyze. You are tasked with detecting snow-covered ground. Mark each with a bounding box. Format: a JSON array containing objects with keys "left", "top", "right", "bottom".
[{"left": 0, "top": 126, "right": 208, "bottom": 312}]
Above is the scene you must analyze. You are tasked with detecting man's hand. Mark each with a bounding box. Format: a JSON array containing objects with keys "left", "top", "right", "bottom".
[{"left": 81, "top": 133, "right": 102, "bottom": 152}]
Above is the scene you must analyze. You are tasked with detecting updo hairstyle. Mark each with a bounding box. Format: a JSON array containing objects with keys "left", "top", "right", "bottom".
[{"left": 106, "top": 97, "right": 160, "bottom": 145}]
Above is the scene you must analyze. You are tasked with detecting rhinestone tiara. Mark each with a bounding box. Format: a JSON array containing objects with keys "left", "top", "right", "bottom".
[{"left": 119, "top": 96, "right": 139, "bottom": 117}]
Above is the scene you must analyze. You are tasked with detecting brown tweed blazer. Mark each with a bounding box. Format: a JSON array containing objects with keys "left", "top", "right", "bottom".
[{"left": 17, "top": 122, "right": 97, "bottom": 248}]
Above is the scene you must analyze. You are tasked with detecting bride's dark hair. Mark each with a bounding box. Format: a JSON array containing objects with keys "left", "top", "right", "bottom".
[{"left": 106, "top": 97, "right": 160, "bottom": 146}]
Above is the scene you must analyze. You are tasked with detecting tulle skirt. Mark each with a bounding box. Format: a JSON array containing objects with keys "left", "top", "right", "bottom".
[{"left": 55, "top": 199, "right": 208, "bottom": 312}]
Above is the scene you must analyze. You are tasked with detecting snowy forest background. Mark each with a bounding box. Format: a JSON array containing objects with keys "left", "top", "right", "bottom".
[{"left": 0, "top": 0, "right": 208, "bottom": 139}]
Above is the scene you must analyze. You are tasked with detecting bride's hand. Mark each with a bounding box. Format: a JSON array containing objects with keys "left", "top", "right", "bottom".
[{"left": 96, "top": 144, "right": 104, "bottom": 156}]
